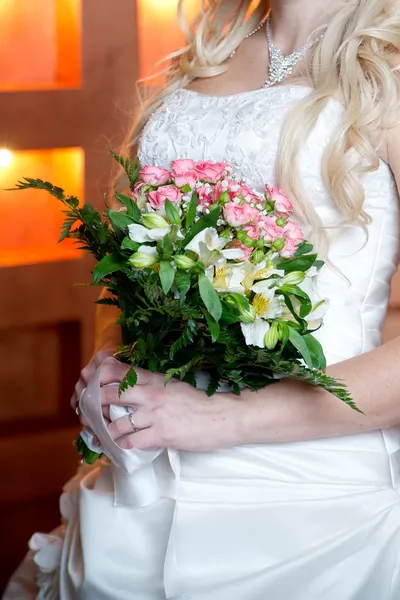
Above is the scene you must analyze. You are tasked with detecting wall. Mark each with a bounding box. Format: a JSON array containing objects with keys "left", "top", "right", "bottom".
[{"left": 0, "top": 0, "right": 139, "bottom": 588}]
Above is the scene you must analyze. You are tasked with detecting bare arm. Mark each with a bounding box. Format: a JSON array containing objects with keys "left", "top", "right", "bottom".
[{"left": 234, "top": 118, "right": 400, "bottom": 444}]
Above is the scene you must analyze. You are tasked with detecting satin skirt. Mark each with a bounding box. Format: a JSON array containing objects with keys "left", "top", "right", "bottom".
[{"left": 5, "top": 426, "right": 400, "bottom": 600}]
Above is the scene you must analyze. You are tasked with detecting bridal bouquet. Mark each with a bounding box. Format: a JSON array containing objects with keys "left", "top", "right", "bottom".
[{"left": 14, "top": 154, "right": 357, "bottom": 463}]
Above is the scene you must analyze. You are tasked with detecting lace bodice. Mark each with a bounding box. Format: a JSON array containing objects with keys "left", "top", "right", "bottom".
[{"left": 139, "top": 85, "right": 400, "bottom": 364}]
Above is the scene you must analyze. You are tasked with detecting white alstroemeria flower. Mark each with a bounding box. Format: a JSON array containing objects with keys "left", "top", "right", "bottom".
[
  {"left": 186, "top": 228, "right": 245, "bottom": 262},
  {"left": 212, "top": 263, "right": 246, "bottom": 295},
  {"left": 250, "top": 281, "right": 283, "bottom": 319},
  {"left": 128, "top": 223, "right": 171, "bottom": 243},
  {"left": 241, "top": 320, "right": 271, "bottom": 348},
  {"left": 240, "top": 260, "right": 282, "bottom": 295},
  {"left": 130, "top": 245, "right": 159, "bottom": 268},
  {"left": 306, "top": 298, "right": 330, "bottom": 329}
]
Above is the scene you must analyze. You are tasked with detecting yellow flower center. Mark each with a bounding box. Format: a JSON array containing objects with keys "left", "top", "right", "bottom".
[
  {"left": 213, "top": 266, "right": 227, "bottom": 289},
  {"left": 255, "top": 268, "right": 271, "bottom": 280},
  {"left": 152, "top": 264, "right": 160, "bottom": 273},
  {"left": 253, "top": 293, "right": 269, "bottom": 317}
]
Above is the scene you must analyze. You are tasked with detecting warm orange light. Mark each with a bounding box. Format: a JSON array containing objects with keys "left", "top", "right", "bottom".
[
  {"left": 137, "top": 0, "right": 198, "bottom": 80},
  {"left": 0, "top": 148, "right": 84, "bottom": 268},
  {"left": 0, "top": 0, "right": 81, "bottom": 91},
  {"left": 0, "top": 150, "right": 12, "bottom": 169}
]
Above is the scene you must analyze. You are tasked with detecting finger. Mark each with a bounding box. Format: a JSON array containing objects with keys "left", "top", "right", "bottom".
[
  {"left": 117, "top": 428, "right": 160, "bottom": 450},
  {"left": 71, "top": 380, "right": 85, "bottom": 410},
  {"left": 107, "top": 412, "right": 153, "bottom": 441},
  {"left": 100, "top": 381, "right": 160, "bottom": 407},
  {"left": 99, "top": 360, "right": 164, "bottom": 388}
]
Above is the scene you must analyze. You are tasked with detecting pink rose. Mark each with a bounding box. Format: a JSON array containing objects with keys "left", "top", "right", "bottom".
[
  {"left": 265, "top": 185, "right": 293, "bottom": 217},
  {"left": 280, "top": 238, "right": 298, "bottom": 258},
  {"left": 240, "top": 183, "right": 262, "bottom": 205},
  {"left": 259, "top": 216, "right": 284, "bottom": 244},
  {"left": 171, "top": 160, "right": 199, "bottom": 189},
  {"left": 230, "top": 241, "right": 253, "bottom": 261},
  {"left": 223, "top": 202, "right": 259, "bottom": 227},
  {"left": 139, "top": 165, "right": 171, "bottom": 186},
  {"left": 148, "top": 185, "right": 182, "bottom": 210},
  {"left": 171, "top": 159, "right": 195, "bottom": 172},
  {"left": 212, "top": 180, "right": 242, "bottom": 203},
  {"left": 195, "top": 161, "right": 229, "bottom": 183},
  {"left": 197, "top": 185, "right": 213, "bottom": 208},
  {"left": 244, "top": 220, "right": 261, "bottom": 240},
  {"left": 283, "top": 220, "right": 304, "bottom": 244}
]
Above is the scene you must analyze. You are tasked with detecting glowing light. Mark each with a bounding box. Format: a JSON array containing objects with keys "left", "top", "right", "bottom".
[{"left": 0, "top": 149, "right": 12, "bottom": 168}]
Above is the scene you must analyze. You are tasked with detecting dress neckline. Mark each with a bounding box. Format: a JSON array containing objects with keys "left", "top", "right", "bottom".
[{"left": 181, "top": 84, "right": 313, "bottom": 100}]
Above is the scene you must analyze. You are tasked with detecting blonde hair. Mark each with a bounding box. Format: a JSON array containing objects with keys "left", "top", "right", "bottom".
[{"left": 116, "top": 0, "right": 400, "bottom": 250}]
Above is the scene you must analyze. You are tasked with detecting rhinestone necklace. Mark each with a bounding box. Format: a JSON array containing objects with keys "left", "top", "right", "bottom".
[{"left": 230, "top": 14, "right": 323, "bottom": 89}]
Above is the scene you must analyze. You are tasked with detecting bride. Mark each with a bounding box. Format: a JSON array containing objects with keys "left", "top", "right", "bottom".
[{"left": 5, "top": 0, "right": 400, "bottom": 598}]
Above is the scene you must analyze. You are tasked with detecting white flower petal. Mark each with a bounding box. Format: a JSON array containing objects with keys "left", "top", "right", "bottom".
[
  {"left": 240, "top": 320, "right": 270, "bottom": 348},
  {"left": 185, "top": 228, "right": 213, "bottom": 254},
  {"left": 139, "top": 246, "right": 159, "bottom": 257},
  {"left": 148, "top": 227, "right": 171, "bottom": 241},
  {"left": 128, "top": 223, "right": 152, "bottom": 243},
  {"left": 221, "top": 248, "right": 246, "bottom": 260}
]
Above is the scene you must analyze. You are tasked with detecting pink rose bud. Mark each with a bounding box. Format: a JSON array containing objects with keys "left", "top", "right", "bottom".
[
  {"left": 197, "top": 185, "right": 213, "bottom": 208},
  {"left": 195, "top": 161, "right": 229, "bottom": 183},
  {"left": 148, "top": 185, "right": 182, "bottom": 210},
  {"left": 171, "top": 159, "right": 196, "bottom": 172},
  {"left": 259, "top": 216, "right": 284, "bottom": 244},
  {"left": 139, "top": 165, "right": 171, "bottom": 186},
  {"left": 265, "top": 185, "right": 294, "bottom": 217},
  {"left": 280, "top": 238, "right": 298, "bottom": 258},
  {"left": 283, "top": 220, "right": 304, "bottom": 244},
  {"left": 171, "top": 159, "right": 199, "bottom": 189},
  {"left": 223, "top": 202, "right": 259, "bottom": 228}
]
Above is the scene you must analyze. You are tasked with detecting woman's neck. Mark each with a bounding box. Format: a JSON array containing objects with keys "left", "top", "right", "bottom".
[{"left": 268, "top": 0, "right": 346, "bottom": 54}]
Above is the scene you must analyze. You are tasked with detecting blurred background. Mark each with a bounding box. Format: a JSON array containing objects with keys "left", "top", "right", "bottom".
[
  {"left": 0, "top": 0, "right": 400, "bottom": 591},
  {"left": 0, "top": 0, "right": 199, "bottom": 588}
]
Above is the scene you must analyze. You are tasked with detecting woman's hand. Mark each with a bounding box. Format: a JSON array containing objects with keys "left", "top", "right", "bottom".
[
  {"left": 71, "top": 349, "right": 116, "bottom": 413},
  {"left": 99, "top": 359, "right": 243, "bottom": 452}
]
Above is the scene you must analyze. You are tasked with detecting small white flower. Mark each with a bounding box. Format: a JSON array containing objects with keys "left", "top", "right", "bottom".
[
  {"left": 128, "top": 223, "right": 170, "bottom": 243},
  {"left": 241, "top": 320, "right": 271, "bottom": 348},
  {"left": 251, "top": 281, "right": 283, "bottom": 319}
]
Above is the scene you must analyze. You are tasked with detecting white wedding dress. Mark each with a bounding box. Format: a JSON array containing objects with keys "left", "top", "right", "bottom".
[{"left": 5, "top": 85, "right": 400, "bottom": 600}]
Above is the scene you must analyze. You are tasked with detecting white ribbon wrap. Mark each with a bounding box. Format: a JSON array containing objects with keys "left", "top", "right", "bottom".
[
  {"left": 79, "top": 361, "right": 167, "bottom": 507},
  {"left": 78, "top": 362, "right": 230, "bottom": 508}
]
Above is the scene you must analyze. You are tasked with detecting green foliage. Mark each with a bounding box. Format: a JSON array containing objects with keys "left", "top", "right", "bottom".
[
  {"left": 11, "top": 155, "right": 356, "bottom": 466},
  {"left": 198, "top": 274, "right": 222, "bottom": 322}
]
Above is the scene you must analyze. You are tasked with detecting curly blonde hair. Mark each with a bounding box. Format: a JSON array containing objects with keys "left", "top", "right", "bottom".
[{"left": 116, "top": 0, "right": 400, "bottom": 249}]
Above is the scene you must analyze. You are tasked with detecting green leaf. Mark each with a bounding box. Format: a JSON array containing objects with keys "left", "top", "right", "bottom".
[
  {"left": 202, "top": 309, "right": 220, "bottom": 343},
  {"left": 314, "top": 260, "right": 324, "bottom": 270},
  {"left": 121, "top": 236, "right": 140, "bottom": 252},
  {"left": 159, "top": 260, "right": 175, "bottom": 294},
  {"left": 164, "top": 198, "right": 181, "bottom": 225},
  {"left": 174, "top": 270, "right": 191, "bottom": 305},
  {"left": 115, "top": 193, "right": 141, "bottom": 221},
  {"left": 198, "top": 273, "right": 222, "bottom": 322},
  {"left": 294, "top": 242, "right": 314, "bottom": 257},
  {"left": 185, "top": 191, "right": 198, "bottom": 229},
  {"left": 107, "top": 209, "right": 135, "bottom": 231},
  {"left": 92, "top": 252, "right": 125, "bottom": 284},
  {"left": 73, "top": 435, "right": 102, "bottom": 464},
  {"left": 59, "top": 216, "right": 78, "bottom": 242},
  {"left": 302, "top": 334, "right": 327, "bottom": 371},
  {"left": 182, "top": 206, "right": 221, "bottom": 248},
  {"left": 276, "top": 254, "right": 318, "bottom": 273},
  {"left": 288, "top": 327, "right": 313, "bottom": 368},
  {"left": 119, "top": 368, "right": 138, "bottom": 395},
  {"left": 158, "top": 235, "right": 173, "bottom": 260}
]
